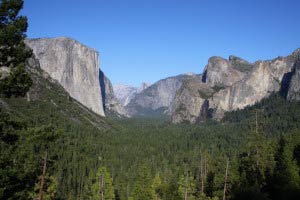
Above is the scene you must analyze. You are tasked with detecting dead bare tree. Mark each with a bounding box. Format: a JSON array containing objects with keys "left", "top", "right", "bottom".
[
  {"left": 223, "top": 158, "right": 229, "bottom": 200},
  {"left": 38, "top": 151, "right": 47, "bottom": 200}
]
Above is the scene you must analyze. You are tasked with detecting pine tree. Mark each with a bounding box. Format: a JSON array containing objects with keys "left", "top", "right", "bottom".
[
  {"left": 30, "top": 175, "right": 58, "bottom": 200},
  {"left": 238, "top": 111, "right": 274, "bottom": 188},
  {"left": 132, "top": 164, "right": 155, "bottom": 200},
  {"left": 267, "top": 134, "right": 300, "bottom": 200},
  {"left": 152, "top": 173, "right": 162, "bottom": 200},
  {"left": 0, "top": 0, "right": 32, "bottom": 97},
  {"left": 205, "top": 171, "right": 215, "bottom": 198},
  {"left": 91, "top": 166, "right": 115, "bottom": 200},
  {"left": 178, "top": 172, "right": 195, "bottom": 200}
]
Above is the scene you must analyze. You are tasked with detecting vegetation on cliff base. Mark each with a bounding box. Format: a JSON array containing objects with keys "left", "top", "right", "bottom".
[
  {"left": 1, "top": 72, "right": 300, "bottom": 200},
  {"left": 1, "top": 0, "right": 300, "bottom": 199}
]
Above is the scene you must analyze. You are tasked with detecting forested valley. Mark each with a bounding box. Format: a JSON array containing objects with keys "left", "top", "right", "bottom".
[
  {"left": 1, "top": 0, "right": 300, "bottom": 199},
  {"left": 2, "top": 71, "right": 300, "bottom": 200}
]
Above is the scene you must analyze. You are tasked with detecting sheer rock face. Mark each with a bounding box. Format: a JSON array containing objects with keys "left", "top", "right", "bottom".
[
  {"left": 170, "top": 77, "right": 213, "bottom": 123},
  {"left": 209, "top": 56, "right": 296, "bottom": 118},
  {"left": 202, "top": 56, "right": 251, "bottom": 87},
  {"left": 287, "top": 50, "right": 300, "bottom": 101},
  {"left": 25, "top": 37, "right": 105, "bottom": 116},
  {"left": 171, "top": 49, "right": 300, "bottom": 123},
  {"left": 125, "top": 74, "right": 199, "bottom": 117},
  {"left": 100, "top": 70, "right": 129, "bottom": 117}
]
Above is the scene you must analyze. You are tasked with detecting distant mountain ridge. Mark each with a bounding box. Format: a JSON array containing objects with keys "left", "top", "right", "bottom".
[
  {"left": 125, "top": 73, "right": 201, "bottom": 117},
  {"left": 113, "top": 82, "right": 151, "bottom": 106},
  {"left": 119, "top": 49, "right": 300, "bottom": 123}
]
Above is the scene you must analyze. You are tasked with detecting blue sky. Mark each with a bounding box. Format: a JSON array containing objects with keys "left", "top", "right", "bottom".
[{"left": 22, "top": 0, "right": 300, "bottom": 86}]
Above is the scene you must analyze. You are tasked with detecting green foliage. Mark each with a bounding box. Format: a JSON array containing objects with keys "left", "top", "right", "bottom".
[
  {"left": 265, "top": 133, "right": 300, "bottom": 200},
  {"left": 0, "top": 0, "right": 31, "bottom": 67},
  {"left": 1, "top": 57, "right": 300, "bottom": 200},
  {"left": 0, "top": 111, "right": 59, "bottom": 199},
  {"left": 152, "top": 173, "right": 163, "bottom": 200},
  {"left": 30, "top": 175, "right": 59, "bottom": 200},
  {"left": 132, "top": 164, "right": 155, "bottom": 200},
  {"left": 198, "top": 89, "right": 212, "bottom": 99},
  {"left": 212, "top": 85, "right": 225, "bottom": 92},
  {"left": 231, "top": 61, "right": 253, "bottom": 72},
  {"left": 205, "top": 171, "right": 215, "bottom": 198},
  {"left": 229, "top": 56, "right": 254, "bottom": 73},
  {"left": 0, "top": 0, "right": 32, "bottom": 97},
  {"left": 1, "top": 2, "right": 300, "bottom": 199},
  {"left": 238, "top": 132, "right": 274, "bottom": 187},
  {"left": 223, "top": 93, "right": 300, "bottom": 137},
  {"left": 0, "top": 64, "right": 32, "bottom": 97},
  {"left": 90, "top": 166, "right": 115, "bottom": 200},
  {"left": 178, "top": 172, "right": 196, "bottom": 199}
]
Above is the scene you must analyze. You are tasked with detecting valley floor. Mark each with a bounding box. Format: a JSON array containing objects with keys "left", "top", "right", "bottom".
[{"left": 1, "top": 91, "right": 300, "bottom": 200}]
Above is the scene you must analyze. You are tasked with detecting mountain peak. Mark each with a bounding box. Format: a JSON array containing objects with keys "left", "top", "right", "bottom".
[
  {"left": 228, "top": 55, "right": 249, "bottom": 63},
  {"left": 292, "top": 48, "right": 300, "bottom": 57}
]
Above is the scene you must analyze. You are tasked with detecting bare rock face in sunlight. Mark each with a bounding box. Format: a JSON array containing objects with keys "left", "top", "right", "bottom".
[
  {"left": 171, "top": 49, "right": 300, "bottom": 123},
  {"left": 125, "top": 73, "right": 200, "bottom": 117},
  {"left": 25, "top": 37, "right": 105, "bottom": 116},
  {"left": 211, "top": 55, "right": 296, "bottom": 118},
  {"left": 170, "top": 77, "right": 213, "bottom": 123},
  {"left": 24, "top": 37, "right": 299, "bottom": 122},
  {"left": 202, "top": 56, "right": 250, "bottom": 87}
]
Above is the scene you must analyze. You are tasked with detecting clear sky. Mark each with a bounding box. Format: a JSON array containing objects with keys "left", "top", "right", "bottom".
[{"left": 22, "top": 0, "right": 300, "bottom": 87}]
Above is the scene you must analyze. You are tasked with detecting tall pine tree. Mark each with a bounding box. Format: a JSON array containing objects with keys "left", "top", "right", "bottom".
[{"left": 0, "top": 0, "right": 32, "bottom": 97}]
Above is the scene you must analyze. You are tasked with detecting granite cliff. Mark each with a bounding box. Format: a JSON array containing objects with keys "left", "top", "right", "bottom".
[
  {"left": 287, "top": 49, "right": 300, "bottom": 101},
  {"left": 171, "top": 49, "right": 300, "bottom": 123},
  {"left": 25, "top": 37, "right": 126, "bottom": 117},
  {"left": 125, "top": 74, "right": 200, "bottom": 117},
  {"left": 169, "top": 77, "right": 213, "bottom": 123},
  {"left": 24, "top": 37, "right": 299, "bottom": 122},
  {"left": 25, "top": 37, "right": 105, "bottom": 116}
]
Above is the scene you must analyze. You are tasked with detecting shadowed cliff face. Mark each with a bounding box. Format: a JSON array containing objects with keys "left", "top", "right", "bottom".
[
  {"left": 287, "top": 50, "right": 300, "bottom": 101},
  {"left": 25, "top": 37, "right": 105, "bottom": 116},
  {"left": 99, "top": 70, "right": 128, "bottom": 117},
  {"left": 171, "top": 49, "right": 300, "bottom": 123}
]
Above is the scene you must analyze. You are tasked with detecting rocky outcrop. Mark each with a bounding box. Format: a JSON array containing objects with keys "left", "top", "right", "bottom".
[
  {"left": 202, "top": 56, "right": 251, "bottom": 87},
  {"left": 25, "top": 37, "right": 105, "bottom": 116},
  {"left": 209, "top": 55, "right": 296, "bottom": 118},
  {"left": 100, "top": 70, "right": 128, "bottom": 117},
  {"left": 0, "top": 66, "right": 10, "bottom": 80},
  {"left": 287, "top": 49, "right": 300, "bottom": 101},
  {"left": 171, "top": 49, "right": 300, "bottom": 123},
  {"left": 25, "top": 36, "right": 299, "bottom": 121},
  {"left": 170, "top": 77, "right": 213, "bottom": 123},
  {"left": 126, "top": 74, "right": 200, "bottom": 117}
]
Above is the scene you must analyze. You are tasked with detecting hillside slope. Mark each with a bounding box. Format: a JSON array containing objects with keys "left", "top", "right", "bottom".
[{"left": 0, "top": 56, "right": 115, "bottom": 130}]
